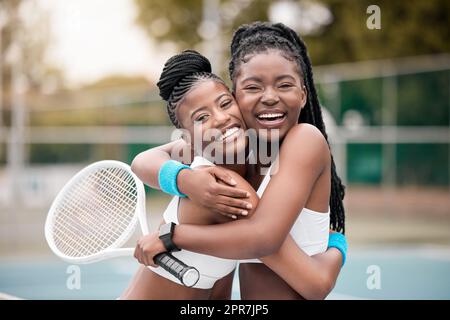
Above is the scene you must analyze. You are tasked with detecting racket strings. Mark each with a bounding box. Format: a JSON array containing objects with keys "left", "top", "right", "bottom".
[
  {"left": 53, "top": 171, "right": 133, "bottom": 256},
  {"left": 52, "top": 167, "right": 139, "bottom": 257},
  {"left": 55, "top": 167, "right": 137, "bottom": 256},
  {"left": 80, "top": 167, "right": 137, "bottom": 245},
  {"left": 54, "top": 195, "right": 128, "bottom": 254},
  {"left": 58, "top": 169, "right": 134, "bottom": 238},
  {"left": 65, "top": 173, "right": 134, "bottom": 231}
]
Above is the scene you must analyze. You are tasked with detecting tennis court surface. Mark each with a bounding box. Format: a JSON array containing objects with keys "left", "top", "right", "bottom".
[{"left": 1, "top": 244, "right": 449, "bottom": 300}]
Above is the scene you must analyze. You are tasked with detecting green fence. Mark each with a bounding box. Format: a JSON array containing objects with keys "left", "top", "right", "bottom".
[{"left": 319, "top": 69, "right": 449, "bottom": 186}]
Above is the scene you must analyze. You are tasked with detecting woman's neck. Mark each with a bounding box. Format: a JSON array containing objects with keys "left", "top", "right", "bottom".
[{"left": 249, "top": 138, "right": 281, "bottom": 176}]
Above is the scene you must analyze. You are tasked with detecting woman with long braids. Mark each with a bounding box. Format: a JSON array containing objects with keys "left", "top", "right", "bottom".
[{"left": 130, "top": 22, "right": 347, "bottom": 300}]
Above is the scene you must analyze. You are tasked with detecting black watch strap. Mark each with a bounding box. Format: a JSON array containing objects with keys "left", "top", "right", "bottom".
[{"left": 159, "top": 222, "right": 180, "bottom": 252}]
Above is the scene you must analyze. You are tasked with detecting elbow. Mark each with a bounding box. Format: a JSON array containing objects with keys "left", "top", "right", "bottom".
[
  {"left": 261, "top": 241, "right": 282, "bottom": 258},
  {"left": 131, "top": 153, "right": 144, "bottom": 176},
  {"left": 306, "top": 274, "right": 336, "bottom": 300},
  {"left": 251, "top": 228, "right": 284, "bottom": 258}
]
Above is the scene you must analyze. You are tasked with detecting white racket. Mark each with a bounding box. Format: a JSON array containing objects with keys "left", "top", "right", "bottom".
[{"left": 45, "top": 160, "right": 200, "bottom": 287}]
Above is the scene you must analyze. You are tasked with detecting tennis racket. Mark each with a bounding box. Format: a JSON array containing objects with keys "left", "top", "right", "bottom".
[{"left": 45, "top": 160, "right": 200, "bottom": 287}]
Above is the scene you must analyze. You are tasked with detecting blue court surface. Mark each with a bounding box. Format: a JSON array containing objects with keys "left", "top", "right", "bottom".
[{"left": 1, "top": 245, "right": 449, "bottom": 300}]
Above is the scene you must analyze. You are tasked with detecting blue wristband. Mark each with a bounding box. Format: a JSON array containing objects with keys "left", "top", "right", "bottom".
[
  {"left": 327, "top": 232, "right": 348, "bottom": 266},
  {"left": 158, "top": 160, "right": 191, "bottom": 197}
]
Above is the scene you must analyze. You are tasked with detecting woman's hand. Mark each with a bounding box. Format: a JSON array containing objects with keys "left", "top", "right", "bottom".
[
  {"left": 177, "top": 167, "right": 252, "bottom": 219},
  {"left": 134, "top": 232, "right": 166, "bottom": 267}
]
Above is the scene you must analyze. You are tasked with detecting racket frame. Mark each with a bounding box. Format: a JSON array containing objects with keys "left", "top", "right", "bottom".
[{"left": 45, "top": 160, "right": 144, "bottom": 264}]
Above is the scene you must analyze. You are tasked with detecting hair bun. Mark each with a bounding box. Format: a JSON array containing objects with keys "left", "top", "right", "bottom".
[
  {"left": 230, "top": 21, "right": 299, "bottom": 55},
  {"left": 157, "top": 50, "right": 212, "bottom": 101}
]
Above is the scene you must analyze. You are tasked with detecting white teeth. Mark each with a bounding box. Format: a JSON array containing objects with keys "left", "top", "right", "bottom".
[
  {"left": 258, "top": 113, "right": 284, "bottom": 119},
  {"left": 220, "top": 127, "right": 239, "bottom": 141}
]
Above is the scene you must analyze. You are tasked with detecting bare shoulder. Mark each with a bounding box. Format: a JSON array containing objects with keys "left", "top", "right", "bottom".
[
  {"left": 211, "top": 167, "right": 259, "bottom": 218},
  {"left": 216, "top": 167, "right": 258, "bottom": 200},
  {"left": 223, "top": 170, "right": 259, "bottom": 218},
  {"left": 279, "top": 123, "right": 330, "bottom": 168},
  {"left": 179, "top": 166, "right": 258, "bottom": 223},
  {"left": 284, "top": 123, "right": 327, "bottom": 145}
]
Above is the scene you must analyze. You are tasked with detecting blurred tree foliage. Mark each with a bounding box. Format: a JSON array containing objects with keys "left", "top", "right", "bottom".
[
  {"left": 305, "top": 0, "right": 450, "bottom": 64},
  {"left": 0, "top": 0, "right": 63, "bottom": 91},
  {"left": 134, "top": 0, "right": 450, "bottom": 66},
  {"left": 0, "top": 0, "right": 64, "bottom": 121},
  {"left": 27, "top": 74, "right": 168, "bottom": 127},
  {"left": 81, "top": 75, "right": 152, "bottom": 90}
]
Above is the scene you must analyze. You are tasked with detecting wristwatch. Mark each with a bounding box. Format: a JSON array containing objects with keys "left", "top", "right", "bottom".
[{"left": 159, "top": 222, "right": 181, "bottom": 252}]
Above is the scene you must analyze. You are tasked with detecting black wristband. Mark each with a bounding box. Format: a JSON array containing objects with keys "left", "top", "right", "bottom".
[{"left": 159, "top": 222, "right": 180, "bottom": 252}]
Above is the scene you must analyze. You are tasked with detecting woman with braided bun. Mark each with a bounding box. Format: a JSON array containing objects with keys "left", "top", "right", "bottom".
[
  {"left": 130, "top": 22, "right": 347, "bottom": 300},
  {"left": 121, "top": 50, "right": 249, "bottom": 299}
]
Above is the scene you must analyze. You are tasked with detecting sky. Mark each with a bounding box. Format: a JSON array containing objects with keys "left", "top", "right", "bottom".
[
  {"left": 38, "top": 0, "right": 175, "bottom": 87},
  {"left": 33, "top": 0, "right": 331, "bottom": 88}
]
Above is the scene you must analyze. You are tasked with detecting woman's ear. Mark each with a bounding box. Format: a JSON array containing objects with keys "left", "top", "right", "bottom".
[
  {"left": 300, "top": 85, "right": 307, "bottom": 109},
  {"left": 176, "top": 128, "right": 191, "bottom": 146},
  {"left": 181, "top": 132, "right": 191, "bottom": 145}
]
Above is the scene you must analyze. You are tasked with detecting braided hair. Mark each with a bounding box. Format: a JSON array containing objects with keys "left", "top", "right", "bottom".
[
  {"left": 229, "top": 22, "right": 346, "bottom": 233},
  {"left": 157, "top": 50, "right": 226, "bottom": 128}
]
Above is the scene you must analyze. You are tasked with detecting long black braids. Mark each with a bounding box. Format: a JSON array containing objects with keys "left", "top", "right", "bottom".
[
  {"left": 157, "top": 49, "right": 226, "bottom": 128},
  {"left": 229, "top": 22, "right": 346, "bottom": 233}
]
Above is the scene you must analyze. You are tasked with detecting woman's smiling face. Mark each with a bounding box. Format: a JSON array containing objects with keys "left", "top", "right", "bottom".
[
  {"left": 234, "top": 49, "right": 307, "bottom": 142},
  {"left": 176, "top": 80, "right": 247, "bottom": 163}
]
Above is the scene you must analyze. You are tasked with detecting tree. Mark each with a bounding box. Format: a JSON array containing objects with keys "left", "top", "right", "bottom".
[
  {"left": 306, "top": 0, "right": 450, "bottom": 64},
  {"left": 133, "top": 0, "right": 450, "bottom": 67},
  {"left": 0, "top": 0, "right": 62, "bottom": 112},
  {"left": 133, "top": 0, "right": 271, "bottom": 75}
]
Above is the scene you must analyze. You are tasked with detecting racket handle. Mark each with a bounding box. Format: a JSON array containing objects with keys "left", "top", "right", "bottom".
[{"left": 154, "top": 252, "right": 200, "bottom": 288}]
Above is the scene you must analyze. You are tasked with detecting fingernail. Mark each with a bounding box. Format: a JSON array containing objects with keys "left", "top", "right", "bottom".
[
  {"left": 232, "top": 215, "right": 237, "bottom": 219},
  {"left": 230, "top": 179, "right": 237, "bottom": 185},
  {"left": 246, "top": 192, "right": 250, "bottom": 197},
  {"left": 246, "top": 203, "right": 252, "bottom": 209},
  {"left": 241, "top": 210, "right": 248, "bottom": 216}
]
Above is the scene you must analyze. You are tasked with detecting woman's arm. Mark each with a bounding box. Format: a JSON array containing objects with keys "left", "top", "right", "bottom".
[
  {"left": 131, "top": 139, "right": 188, "bottom": 188},
  {"left": 131, "top": 139, "right": 251, "bottom": 218},
  {"left": 139, "top": 124, "right": 331, "bottom": 260},
  {"left": 134, "top": 177, "right": 343, "bottom": 299},
  {"left": 260, "top": 235, "right": 342, "bottom": 300},
  {"left": 133, "top": 135, "right": 343, "bottom": 299},
  {"left": 224, "top": 166, "right": 342, "bottom": 299},
  {"left": 134, "top": 157, "right": 344, "bottom": 299}
]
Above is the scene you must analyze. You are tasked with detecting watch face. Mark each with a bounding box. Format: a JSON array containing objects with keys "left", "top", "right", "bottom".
[{"left": 160, "top": 223, "right": 170, "bottom": 236}]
